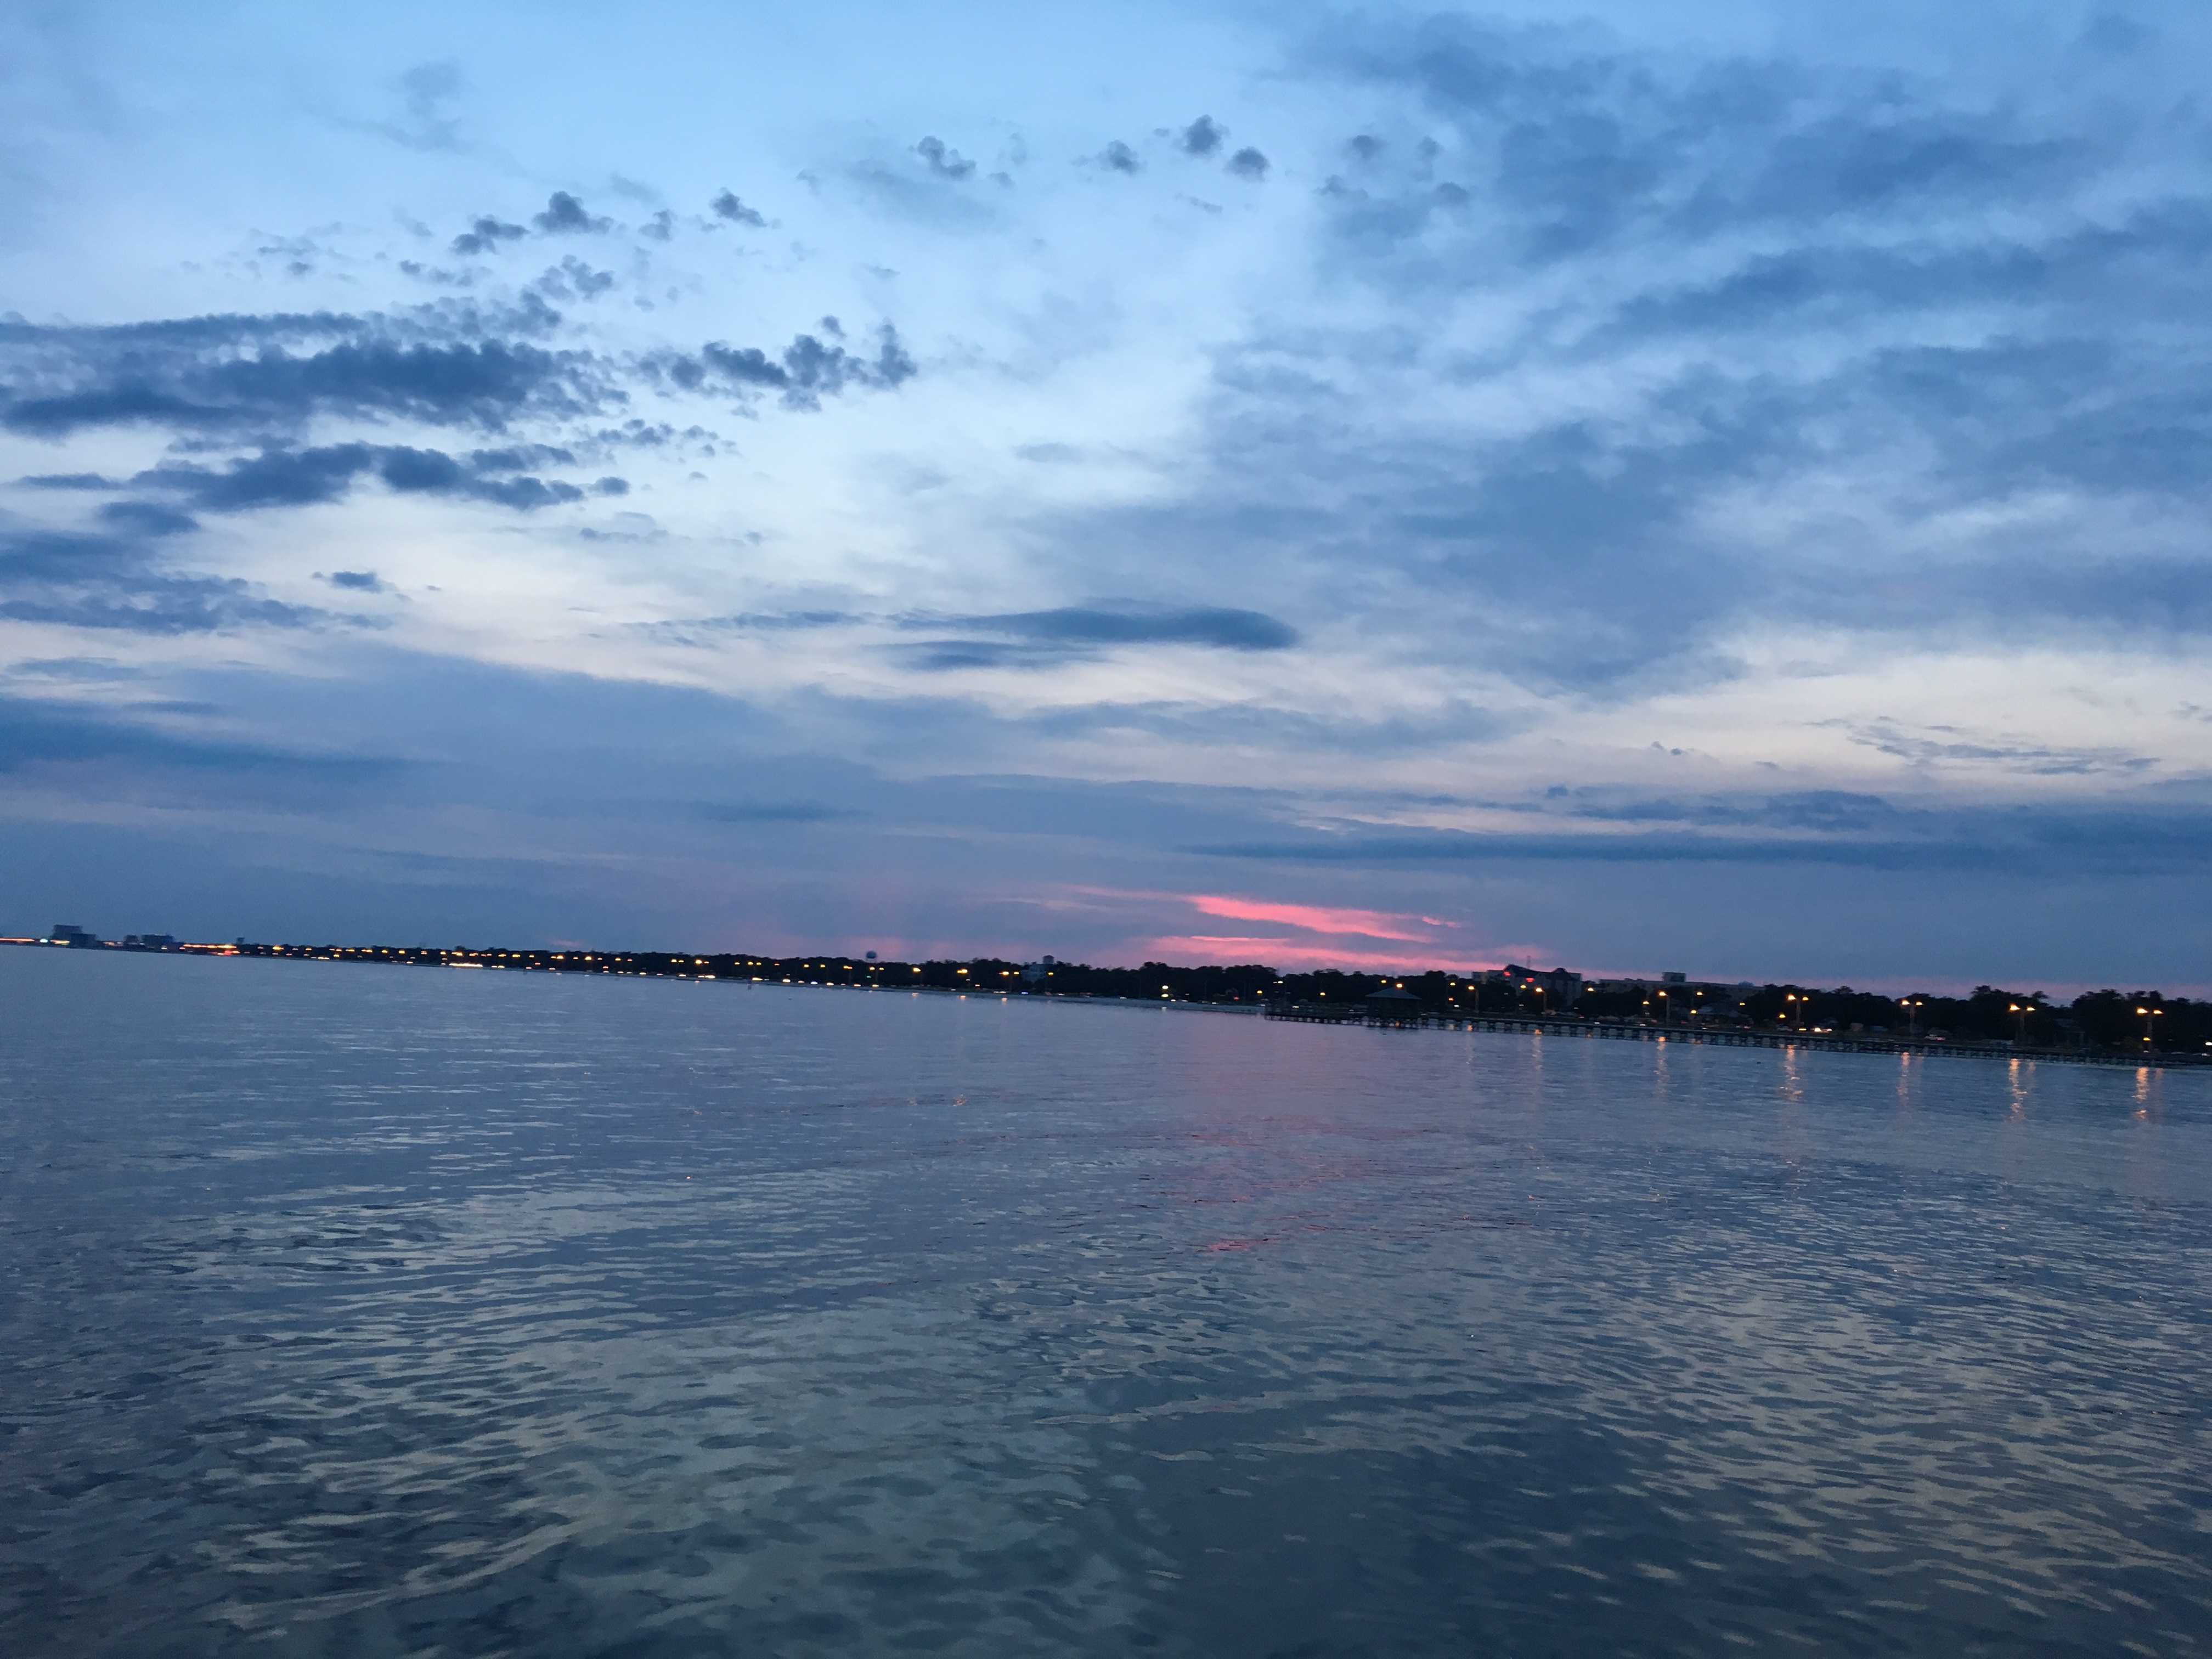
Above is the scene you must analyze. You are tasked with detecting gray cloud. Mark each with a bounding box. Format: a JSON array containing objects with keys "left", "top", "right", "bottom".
[
  {"left": 895, "top": 605, "right": 1299, "bottom": 670},
  {"left": 531, "top": 191, "right": 611, "bottom": 234},
  {"left": 1099, "top": 142, "right": 1141, "bottom": 174},
  {"left": 710, "top": 189, "right": 766, "bottom": 227},
  {"left": 2, "top": 309, "right": 597, "bottom": 438},
  {"left": 1189, "top": 797, "right": 2212, "bottom": 879},
  {"left": 450, "top": 216, "right": 525, "bottom": 256},
  {"left": 96, "top": 501, "right": 198, "bottom": 537},
  {"left": 379, "top": 62, "right": 466, "bottom": 154},
  {"left": 947, "top": 606, "right": 1297, "bottom": 650},
  {"left": 0, "top": 691, "right": 396, "bottom": 775},
  {"left": 527, "top": 256, "right": 617, "bottom": 304},
  {"left": 20, "top": 473, "right": 121, "bottom": 490},
  {"left": 1227, "top": 147, "right": 1269, "bottom": 179},
  {"left": 915, "top": 137, "right": 975, "bottom": 179},
  {"left": 0, "top": 525, "right": 341, "bottom": 636},
  {"left": 1180, "top": 116, "right": 1225, "bottom": 156},
  {"left": 1005, "top": 18, "right": 2212, "bottom": 699},
  {"left": 123, "top": 443, "right": 610, "bottom": 516},
  {"left": 2, "top": 296, "right": 915, "bottom": 462},
  {"left": 652, "top": 323, "right": 917, "bottom": 410}
]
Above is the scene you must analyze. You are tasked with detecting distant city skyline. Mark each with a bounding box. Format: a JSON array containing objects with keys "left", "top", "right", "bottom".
[{"left": 4, "top": 2, "right": 2210, "bottom": 990}]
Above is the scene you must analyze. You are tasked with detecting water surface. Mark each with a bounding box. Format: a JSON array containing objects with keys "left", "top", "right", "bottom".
[{"left": 2, "top": 950, "right": 2207, "bottom": 1656}]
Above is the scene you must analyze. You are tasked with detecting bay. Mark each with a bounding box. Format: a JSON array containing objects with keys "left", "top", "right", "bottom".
[{"left": 2, "top": 948, "right": 2207, "bottom": 1657}]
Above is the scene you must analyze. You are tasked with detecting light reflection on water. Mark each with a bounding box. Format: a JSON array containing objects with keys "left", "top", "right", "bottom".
[{"left": 2, "top": 950, "right": 2208, "bottom": 1657}]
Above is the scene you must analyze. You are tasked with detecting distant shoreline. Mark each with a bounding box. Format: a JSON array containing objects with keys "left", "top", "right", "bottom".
[{"left": 9, "top": 935, "right": 2203, "bottom": 1071}]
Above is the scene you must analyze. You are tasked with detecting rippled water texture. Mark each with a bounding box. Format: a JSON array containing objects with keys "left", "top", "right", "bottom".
[{"left": 3, "top": 951, "right": 2208, "bottom": 1657}]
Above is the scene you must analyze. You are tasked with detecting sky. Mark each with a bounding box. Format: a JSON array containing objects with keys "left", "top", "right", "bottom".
[{"left": 3, "top": 0, "right": 2209, "bottom": 989}]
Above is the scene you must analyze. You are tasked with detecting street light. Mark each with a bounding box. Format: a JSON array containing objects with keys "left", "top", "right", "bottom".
[
  {"left": 2137, "top": 1005, "right": 2163, "bottom": 1048},
  {"left": 2008, "top": 1002, "right": 2029, "bottom": 1045}
]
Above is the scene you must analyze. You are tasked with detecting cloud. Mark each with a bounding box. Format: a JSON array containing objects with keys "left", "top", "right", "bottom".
[
  {"left": 19, "top": 473, "right": 121, "bottom": 490},
  {"left": 450, "top": 216, "right": 526, "bottom": 256},
  {"left": 532, "top": 256, "right": 616, "bottom": 301},
  {"left": 0, "top": 691, "right": 393, "bottom": 775},
  {"left": 1189, "top": 797, "right": 2212, "bottom": 879},
  {"left": 96, "top": 501, "right": 198, "bottom": 537},
  {"left": 1186, "top": 893, "right": 1442, "bottom": 942},
  {"left": 1226, "top": 147, "right": 1269, "bottom": 179},
  {"left": 2, "top": 312, "right": 600, "bottom": 438},
  {"left": 531, "top": 191, "right": 611, "bottom": 234},
  {"left": 1837, "top": 719, "right": 2158, "bottom": 776},
  {"left": 710, "top": 189, "right": 766, "bottom": 227},
  {"left": 1099, "top": 141, "right": 1141, "bottom": 174},
  {"left": 323, "top": 569, "right": 387, "bottom": 592},
  {"left": 634, "top": 610, "right": 859, "bottom": 646},
  {"left": 0, "top": 525, "right": 341, "bottom": 635},
  {"left": 653, "top": 323, "right": 917, "bottom": 410},
  {"left": 1139, "top": 935, "right": 1454, "bottom": 972},
  {"left": 944, "top": 606, "right": 1296, "bottom": 649},
  {"left": 123, "top": 443, "right": 603, "bottom": 515},
  {"left": 1180, "top": 116, "right": 1225, "bottom": 156},
  {"left": 378, "top": 61, "right": 467, "bottom": 153},
  {"left": 893, "top": 606, "right": 1298, "bottom": 670},
  {"left": 915, "top": 137, "right": 975, "bottom": 179}
]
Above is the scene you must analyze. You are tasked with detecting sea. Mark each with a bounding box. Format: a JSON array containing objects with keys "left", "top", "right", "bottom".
[{"left": 3, "top": 947, "right": 2207, "bottom": 1657}]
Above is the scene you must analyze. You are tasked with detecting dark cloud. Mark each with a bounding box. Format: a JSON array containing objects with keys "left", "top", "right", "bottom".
[
  {"left": 0, "top": 526, "right": 340, "bottom": 636},
  {"left": 896, "top": 605, "right": 1300, "bottom": 668},
  {"left": 0, "top": 692, "right": 394, "bottom": 775},
  {"left": 1189, "top": 798, "right": 2212, "bottom": 878},
  {"left": 1083, "top": 14, "right": 2212, "bottom": 699},
  {"left": 96, "top": 501, "right": 198, "bottom": 537},
  {"left": 960, "top": 606, "right": 1297, "bottom": 650},
  {"left": 532, "top": 256, "right": 616, "bottom": 302},
  {"left": 531, "top": 191, "right": 611, "bottom": 234},
  {"left": 372, "top": 445, "right": 582, "bottom": 510},
  {"left": 20, "top": 473, "right": 121, "bottom": 490},
  {"left": 656, "top": 324, "right": 917, "bottom": 410},
  {"left": 710, "top": 190, "right": 766, "bottom": 227},
  {"left": 634, "top": 610, "right": 857, "bottom": 646},
  {"left": 1099, "top": 142, "right": 1142, "bottom": 174},
  {"left": 450, "top": 216, "right": 526, "bottom": 256},
  {"left": 1552, "top": 790, "right": 1910, "bottom": 833},
  {"left": 915, "top": 137, "right": 976, "bottom": 179},
  {"left": 139, "top": 445, "right": 379, "bottom": 511},
  {"left": 2, "top": 313, "right": 601, "bottom": 439},
  {"left": 324, "top": 569, "right": 387, "bottom": 592},
  {"left": 2, "top": 298, "right": 914, "bottom": 464},
  {"left": 467, "top": 444, "right": 577, "bottom": 471},
  {"left": 122, "top": 443, "right": 599, "bottom": 516},
  {"left": 1180, "top": 116, "right": 1226, "bottom": 157},
  {"left": 1227, "top": 147, "right": 1270, "bottom": 179}
]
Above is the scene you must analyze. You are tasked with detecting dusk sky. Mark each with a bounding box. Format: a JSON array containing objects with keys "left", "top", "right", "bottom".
[{"left": 4, "top": 1, "right": 2209, "bottom": 988}]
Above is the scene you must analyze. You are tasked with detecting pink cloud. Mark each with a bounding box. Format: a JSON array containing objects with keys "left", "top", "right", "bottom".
[
  {"left": 1185, "top": 894, "right": 1443, "bottom": 943},
  {"left": 1142, "top": 934, "right": 1466, "bottom": 972}
]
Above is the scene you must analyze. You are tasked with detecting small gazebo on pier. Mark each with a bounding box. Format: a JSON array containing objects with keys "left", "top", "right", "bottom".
[{"left": 1364, "top": 986, "right": 1422, "bottom": 1025}]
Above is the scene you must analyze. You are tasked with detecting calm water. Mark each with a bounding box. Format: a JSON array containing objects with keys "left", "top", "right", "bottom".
[{"left": 2, "top": 951, "right": 2207, "bottom": 1658}]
